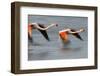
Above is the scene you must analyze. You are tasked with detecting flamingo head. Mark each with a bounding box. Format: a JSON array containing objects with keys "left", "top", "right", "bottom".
[
  {"left": 55, "top": 24, "right": 58, "bottom": 27},
  {"left": 79, "top": 28, "right": 85, "bottom": 32},
  {"left": 52, "top": 23, "right": 58, "bottom": 27}
]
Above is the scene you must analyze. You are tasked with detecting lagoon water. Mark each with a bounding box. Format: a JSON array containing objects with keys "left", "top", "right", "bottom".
[{"left": 28, "top": 15, "right": 88, "bottom": 60}]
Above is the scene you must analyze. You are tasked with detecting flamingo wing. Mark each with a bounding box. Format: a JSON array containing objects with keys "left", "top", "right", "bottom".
[
  {"left": 28, "top": 33, "right": 33, "bottom": 43},
  {"left": 71, "top": 29, "right": 83, "bottom": 41},
  {"left": 28, "top": 25, "right": 33, "bottom": 43},
  {"left": 38, "top": 24, "right": 50, "bottom": 41}
]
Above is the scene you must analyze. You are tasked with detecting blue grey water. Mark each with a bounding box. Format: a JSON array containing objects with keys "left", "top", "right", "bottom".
[{"left": 28, "top": 15, "right": 88, "bottom": 61}]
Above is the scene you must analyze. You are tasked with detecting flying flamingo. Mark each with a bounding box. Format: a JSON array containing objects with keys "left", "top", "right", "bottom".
[
  {"left": 28, "top": 23, "right": 58, "bottom": 43},
  {"left": 59, "top": 28, "right": 85, "bottom": 43}
]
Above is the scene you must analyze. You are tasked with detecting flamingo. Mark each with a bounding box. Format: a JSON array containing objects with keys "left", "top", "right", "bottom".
[
  {"left": 59, "top": 28, "right": 85, "bottom": 43},
  {"left": 28, "top": 23, "right": 58, "bottom": 43}
]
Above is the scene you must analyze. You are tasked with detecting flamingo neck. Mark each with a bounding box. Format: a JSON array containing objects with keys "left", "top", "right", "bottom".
[{"left": 44, "top": 24, "right": 56, "bottom": 30}]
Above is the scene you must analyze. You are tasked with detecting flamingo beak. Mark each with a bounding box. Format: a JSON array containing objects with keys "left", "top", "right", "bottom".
[
  {"left": 54, "top": 23, "right": 58, "bottom": 27},
  {"left": 59, "top": 31, "right": 68, "bottom": 43}
]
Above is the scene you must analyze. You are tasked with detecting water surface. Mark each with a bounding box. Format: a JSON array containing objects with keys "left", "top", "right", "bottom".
[{"left": 28, "top": 15, "right": 88, "bottom": 61}]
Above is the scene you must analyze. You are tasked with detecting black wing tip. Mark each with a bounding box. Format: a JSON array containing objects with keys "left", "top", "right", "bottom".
[
  {"left": 80, "top": 38, "right": 84, "bottom": 41},
  {"left": 47, "top": 38, "right": 50, "bottom": 41},
  {"left": 77, "top": 36, "right": 84, "bottom": 41}
]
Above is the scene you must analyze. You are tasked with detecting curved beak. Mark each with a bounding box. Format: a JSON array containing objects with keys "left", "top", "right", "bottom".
[{"left": 55, "top": 24, "right": 58, "bottom": 27}]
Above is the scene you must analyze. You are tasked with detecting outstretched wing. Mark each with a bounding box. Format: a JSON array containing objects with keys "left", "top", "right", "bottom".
[
  {"left": 38, "top": 24, "right": 50, "bottom": 41},
  {"left": 71, "top": 29, "right": 83, "bottom": 41}
]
